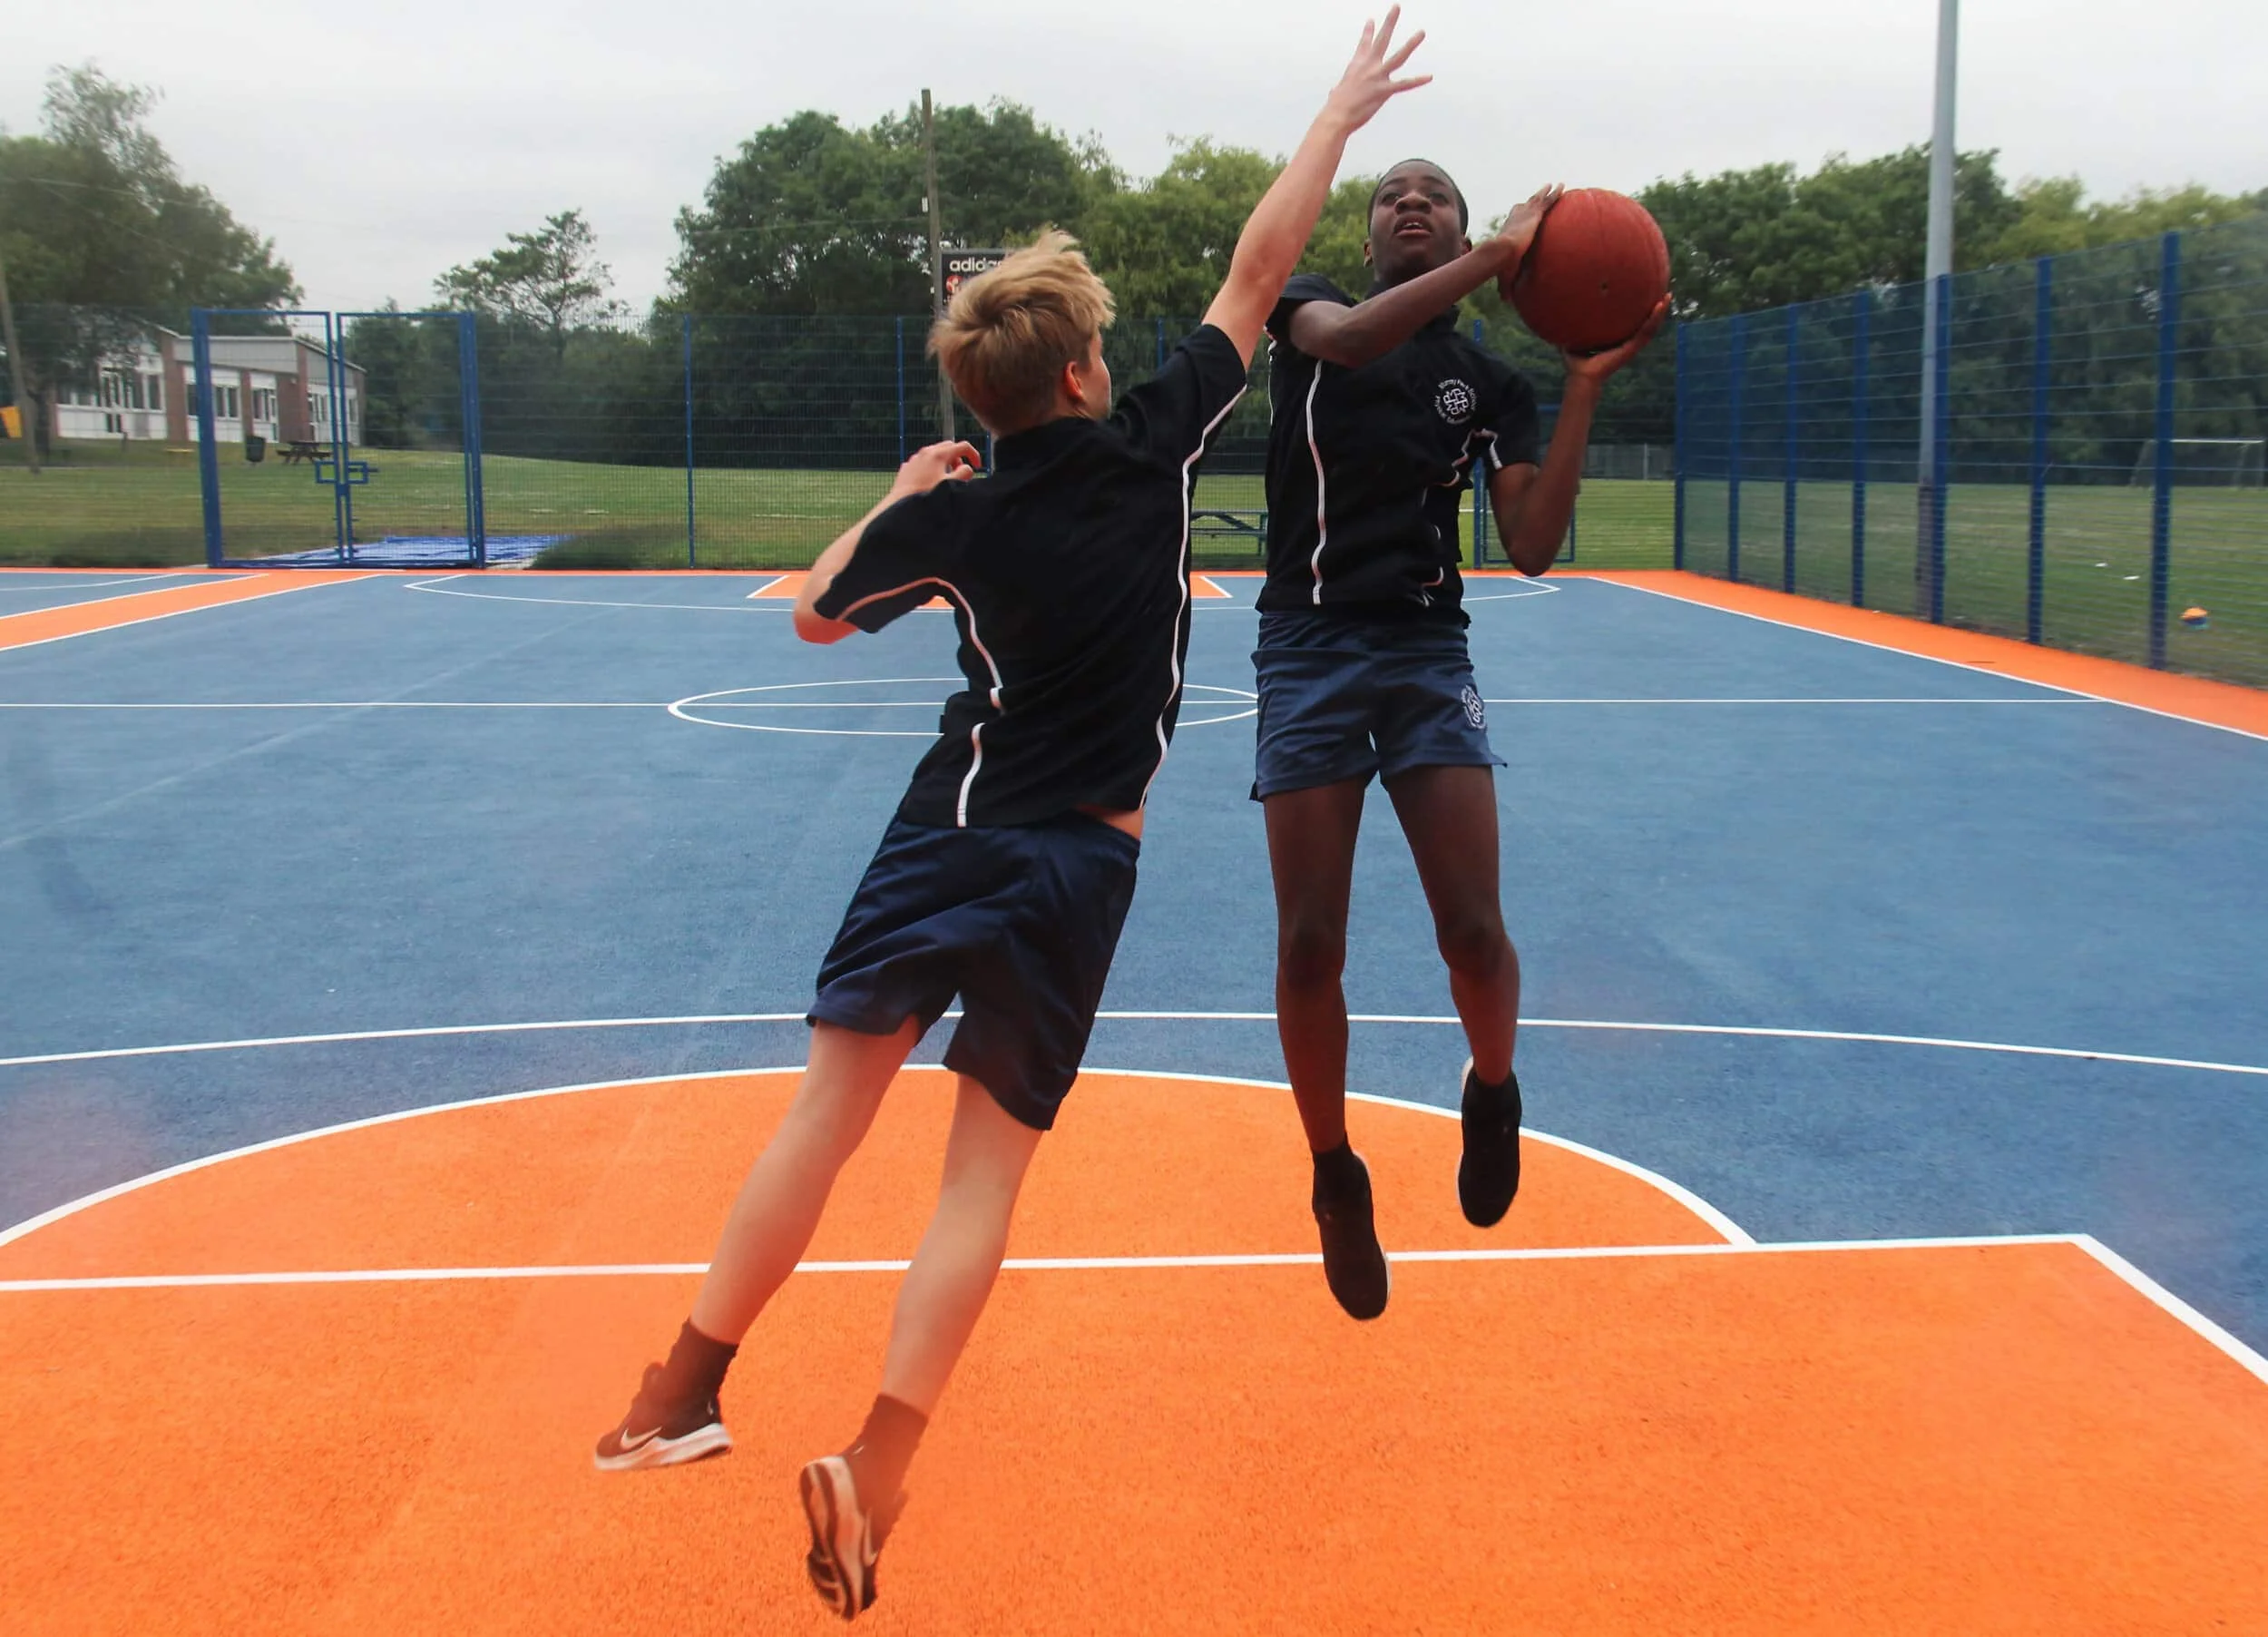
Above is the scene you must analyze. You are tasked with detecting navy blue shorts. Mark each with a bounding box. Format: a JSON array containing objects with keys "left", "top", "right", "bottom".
[
  {"left": 808, "top": 813, "right": 1141, "bottom": 1131},
  {"left": 1251, "top": 610, "right": 1502, "bottom": 801}
]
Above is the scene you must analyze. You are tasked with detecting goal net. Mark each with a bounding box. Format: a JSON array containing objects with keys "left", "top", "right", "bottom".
[{"left": 2126, "top": 437, "right": 2267, "bottom": 487}]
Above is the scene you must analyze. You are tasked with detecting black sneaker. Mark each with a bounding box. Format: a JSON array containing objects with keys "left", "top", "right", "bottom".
[
  {"left": 800, "top": 1453, "right": 904, "bottom": 1622},
  {"left": 1457, "top": 1058, "right": 1522, "bottom": 1228},
  {"left": 591, "top": 1363, "right": 733, "bottom": 1471},
  {"left": 1312, "top": 1147, "right": 1390, "bottom": 1320}
]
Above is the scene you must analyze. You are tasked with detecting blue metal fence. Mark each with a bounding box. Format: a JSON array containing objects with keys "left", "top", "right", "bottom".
[{"left": 1674, "top": 212, "right": 2268, "bottom": 688}]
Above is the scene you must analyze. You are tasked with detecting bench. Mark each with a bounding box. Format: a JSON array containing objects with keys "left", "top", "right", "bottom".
[{"left": 1189, "top": 507, "right": 1268, "bottom": 554}]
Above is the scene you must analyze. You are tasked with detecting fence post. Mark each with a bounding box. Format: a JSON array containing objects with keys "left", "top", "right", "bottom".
[
  {"left": 1727, "top": 312, "right": 1745, "bottom": 583},
  {"left": 1672, "top": 321, "right": 1686, "bottom": 571},
  {"left": 682, "top": 315, "right": 697, "bottom": 568},
  {"left": 1852, "top": 289, "right": 1870, "bottom": 608},
  {"left": 1783, "top": 302, "right": 1800, "bottom": 593},
  {"left": 2148, "top": 230, "right": 2181, "bottom": 669},
  {"left": 2027, "top": 257, "right": 2052, "bottom": 644},
  {"left": 192, "top": 308, "right": 222, "bottom": 566},
  {"left": 1928, "top": 273, "right": 1951, "bottom": 622},
  {"left": 459, "top": 312, "right": 486, "bottom": 567},
  {"left": 894, "top": 316, "right": 907, "bottom": 465}
]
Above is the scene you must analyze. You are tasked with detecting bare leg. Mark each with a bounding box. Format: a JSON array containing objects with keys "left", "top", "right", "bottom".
[
  {"left": 689, "top": 1018, "right": 919, "bottom": 1344},
  {"left": 875, "top": 1075, "right": 1045, "bottom": 1416},
  {"left": 1383, "top": 765, "right": 1520, "bottom": 1082},
  {"left": 1262, "top": 779, "right": 1369, "bottom": 1152}
]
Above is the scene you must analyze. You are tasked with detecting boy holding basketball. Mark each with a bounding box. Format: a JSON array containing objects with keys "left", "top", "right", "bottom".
[
  {"left": 591, "top": 14, "right": 1431, "bottom": 1622},
  {"left": 1257, "top": 162, "right": 1665, "bottom": 1319}
]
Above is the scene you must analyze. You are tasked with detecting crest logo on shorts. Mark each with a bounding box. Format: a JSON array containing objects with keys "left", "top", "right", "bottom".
[
  {"left": 1461, "top": 685, "right": 1487, "bottom": 729},
  {"left": 1435, "top": 378, "right": 1478, "bottom": 426}
]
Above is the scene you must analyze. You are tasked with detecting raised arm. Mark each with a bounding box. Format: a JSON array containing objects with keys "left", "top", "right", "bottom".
[
  {"left": 1290, "top": 184, "right": 1560, "bottom": 369},
  {"left": 1201, "top": 9, "right": 1432, "bottom": 365}
]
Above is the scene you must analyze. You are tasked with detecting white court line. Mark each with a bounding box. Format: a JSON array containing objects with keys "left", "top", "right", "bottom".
[
  {"left": 0, "top": 573, "right": 183, "bottom": 598},
  {"left": 7, "top": 1231, "right": 2263, "bottom": 1387},
  {"left": 0, "top": 1234, "right": 2092, "bottom": 1294},
  {"left": 0, "top": 701, "right": 667, "bottom": 710},
  {"left": 1595, "top": 577, "right": 2268, "bottom": 746},
  {"left": 0, "top": 696, "right": 2095, "bottom": 711},
  {"left": 1477, "top": 697, "right": 2097, "bottom": 706},
  {"left": 0, "top": 1064, "right": 1745, "bottom": 1257},
  {"left": 6, "top": 1010, "right": 2266, "bottom": 1083},
  {"left": 744, "top": 576, "right": 787, "bottom": 599},
  {"left": 0, "top": 573, "right": 376, "bottom": 652},
  {"left": 5, "top": 1065, "right": 2262, "bottom": 1385}
]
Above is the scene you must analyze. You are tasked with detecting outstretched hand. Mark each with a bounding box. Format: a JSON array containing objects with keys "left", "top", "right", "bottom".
[
  {"left": 1491, "top": 183, "right": 1564, "bottom": 289},
  {"left": 1323, "top": 6, "right": 1432, "bottom": 133},
  {"left": 891, "top": 440, "right": 982, "bottom": 497},
  {"left": 1565, "top": 297, "right": 1671, "bottom": 382}
]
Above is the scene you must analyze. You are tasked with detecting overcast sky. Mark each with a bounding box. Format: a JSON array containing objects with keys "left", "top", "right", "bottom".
[{"left": 8, "top": 0, "right": 2263, "bottom": 313}]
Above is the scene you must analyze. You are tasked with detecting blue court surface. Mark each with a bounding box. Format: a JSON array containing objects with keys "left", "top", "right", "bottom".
[{"left": 2, "top": 566, "right": 2263, "bottom": 1355}]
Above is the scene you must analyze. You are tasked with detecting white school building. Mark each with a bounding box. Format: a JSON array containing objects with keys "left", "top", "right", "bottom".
[{"left": 49, "top": 328, "right": 364, "bottom": 447}]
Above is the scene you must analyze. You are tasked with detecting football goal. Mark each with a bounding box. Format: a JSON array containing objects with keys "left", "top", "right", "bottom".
[{"left": 2126, "top": 437, "right": 2267, "bottom": 487}]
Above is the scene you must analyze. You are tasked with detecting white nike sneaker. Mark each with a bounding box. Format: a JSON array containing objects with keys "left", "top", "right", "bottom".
[
  {"left": 591, "top": 1363, "right": 733, "bottom": 1472},
  {"left": 799, "top": 1454, "right": 902, "bottom": 1622}
]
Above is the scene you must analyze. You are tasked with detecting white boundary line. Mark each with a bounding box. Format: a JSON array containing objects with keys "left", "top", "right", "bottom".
[
  {"left": 1477, "top": 697, "right": 2096, "bottom": 706},
  {"left": 6, "top": 1010, "right": 2265, "bottom": 1081},
  {"left": 0, "top": 1064, "right": 1744, "bottom": 1254},
  {"left": 1597, "top": 576, "right": 2268, "bottom": 746},
  {"left": 744, "top": 576, "right": 787, "bottom": 599},
  {"left": 669, "top": 681, "right": 1257, "bottom": 739},
  {"left": 3, "top": 1064, "right": 2262, "bottom": 1386},
  {"left": 0, "top": 573, "right": 376, "bottom": 652},
  {"left": 0, "top": 1235, "right": 2085, "bottom": 1294},
  {"left": 0, "top": 701, "right": 668, "bottom": 710},
  {"left": 0, "top": 573, "right": 186, "bottom": 598},
  {"left": 0, "top": 696, "right": 2097, "bottom": 711},
  {"left": 2072, "top": 1235, "right": 2268, "bottom": 1385}
]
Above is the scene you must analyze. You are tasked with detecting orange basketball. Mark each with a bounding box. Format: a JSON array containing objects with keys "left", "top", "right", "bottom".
[{"left": 1507, "top": 189, "right": 1671, "bottom": 353}]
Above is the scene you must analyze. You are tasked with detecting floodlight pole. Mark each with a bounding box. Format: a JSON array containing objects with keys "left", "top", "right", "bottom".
[
  {"left": 924, "top": 89, "right": 953, "bottom": 442},
  {"left": 1917, "top": 0, "right": 1958, "bottom": 610},
  {"left": 0, "top": 244, "right": 38, "bottom": 474}
]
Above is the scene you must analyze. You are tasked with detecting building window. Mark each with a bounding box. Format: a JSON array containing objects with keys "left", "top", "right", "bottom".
[
  {"left": 215, "top": 385, "right": 241, "bottom": 420},
  {"left": 145, "top": 374, "right": 165, "bottom": 412},
  {"left": 250, "top": 387, "right": 277, "bottom": 424}
]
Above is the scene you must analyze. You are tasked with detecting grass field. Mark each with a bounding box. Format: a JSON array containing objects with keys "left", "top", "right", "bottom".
[{"left": 4, "top": 439, "right": 2260, "bottom": 686}]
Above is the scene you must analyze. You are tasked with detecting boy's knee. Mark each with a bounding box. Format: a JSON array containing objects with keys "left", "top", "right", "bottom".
[
  {"left": 1435, "top": 909, "right": 1512, "bottom": 979},
  {"left": 1278, "top": 916, "right": 1348, "bottom": 988}
]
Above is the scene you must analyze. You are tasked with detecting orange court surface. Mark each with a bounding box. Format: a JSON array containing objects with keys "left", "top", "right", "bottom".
[{"left": 3, "top": 1068, "right": 2263, "bottom": 1634}]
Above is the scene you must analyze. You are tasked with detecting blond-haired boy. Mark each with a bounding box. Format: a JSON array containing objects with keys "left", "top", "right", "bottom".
[{"left": 594, "top": 13, "right": 1429, "bottom": 1620}]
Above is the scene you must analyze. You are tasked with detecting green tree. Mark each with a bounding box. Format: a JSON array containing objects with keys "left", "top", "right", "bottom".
[
  {"left": 1986, "top": 179, "right": 2264, "bottom": 261},
  {"left": 1639, "top": 147, "right": 2021, "bottom": 319},
  {"left": 0, "top": 63, "right": 298, "bottom": 464},
  {"left": 435, "top": 209, "right": 626, "bottom": 360},
  {"left": 669, "top": 100, "right": 1113, "bottom": 315}
]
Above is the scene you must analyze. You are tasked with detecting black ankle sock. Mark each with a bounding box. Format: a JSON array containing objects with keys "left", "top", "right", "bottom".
[
  {"left": 845, "top": 1394, "right": 928, "bottom": 1505},
  {"left": 1312, "top": 1138, "right": 1367, "bottom": 1196},
  {"left": 658, "top": 1319, "right": 737, "bottom": 1407},
  {"left": 1470, "top": 1064, "right": 1519, "bottom": 1101}
]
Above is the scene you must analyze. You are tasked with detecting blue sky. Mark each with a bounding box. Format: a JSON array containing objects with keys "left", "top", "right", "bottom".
[{"left": 8, "top": 0, "right": 2263, "bottom": 312}]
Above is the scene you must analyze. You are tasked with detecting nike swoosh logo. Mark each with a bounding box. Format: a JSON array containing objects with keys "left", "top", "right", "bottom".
[{"left": 618, "top": 1426, "right": 663, "bottom": 1453}]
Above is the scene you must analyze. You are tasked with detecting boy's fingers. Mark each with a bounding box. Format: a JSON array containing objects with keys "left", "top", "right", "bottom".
[
  {"left": 1384, "top": 29, "right": 1426, "bottom": 70},
  {"left": 1387, "top": 73, "right": 1432, "bottom": 93}
]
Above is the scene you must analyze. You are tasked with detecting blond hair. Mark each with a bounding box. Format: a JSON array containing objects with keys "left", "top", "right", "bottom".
[{"left": 930, "top": 229, "right": 1116, "bottom": 434}]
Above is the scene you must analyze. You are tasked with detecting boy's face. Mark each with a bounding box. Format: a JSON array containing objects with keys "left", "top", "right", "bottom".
[{"left": 1364, "top": 162, "right": 1471, "bottom": 287}]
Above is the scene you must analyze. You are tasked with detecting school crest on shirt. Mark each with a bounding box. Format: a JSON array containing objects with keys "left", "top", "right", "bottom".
[
  {"left": 1435, "top": 378, "right": 1478, "bottom": 426},
  {"left": 1461, "top": 685, "right": 1487, "bottom": 729}
]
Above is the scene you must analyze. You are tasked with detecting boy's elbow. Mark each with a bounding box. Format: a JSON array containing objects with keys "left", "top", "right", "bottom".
[{"left": 793, "top": 606, "right": 855, "bottom": 644}]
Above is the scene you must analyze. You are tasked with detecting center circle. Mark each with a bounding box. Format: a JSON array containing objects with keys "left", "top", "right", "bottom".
[{"left": 670, "top": 680, "right": 1257, "bottom": 738}]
